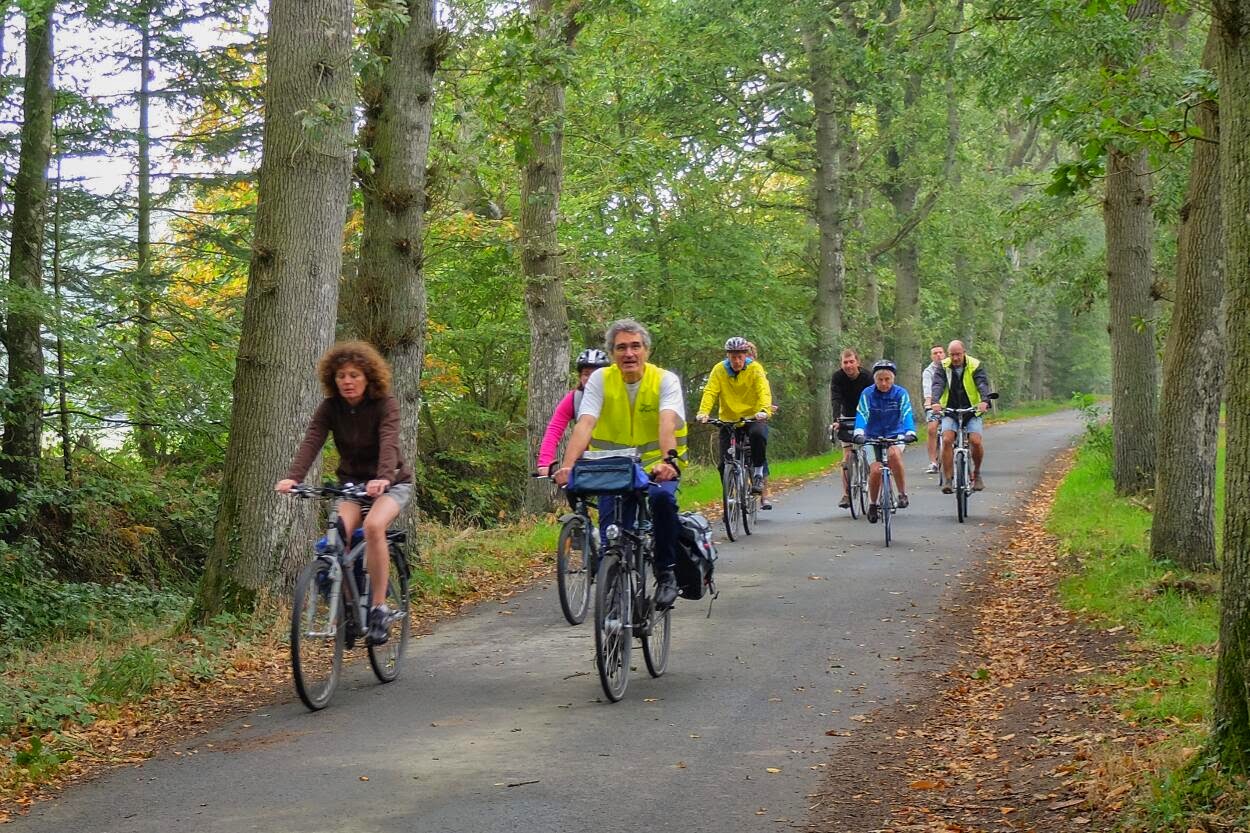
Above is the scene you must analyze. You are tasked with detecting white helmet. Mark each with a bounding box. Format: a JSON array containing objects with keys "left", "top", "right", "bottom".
[
  {"left": 724, "top": 336, "right": 750, "bottom": 352},
  {"left": 576, "top": 348, "right": 610, "bottom": 370}
]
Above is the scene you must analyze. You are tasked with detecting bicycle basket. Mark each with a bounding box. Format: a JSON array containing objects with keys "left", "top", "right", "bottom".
[{"left": 568, "top": 456, "right": 645, "bottom": 495}]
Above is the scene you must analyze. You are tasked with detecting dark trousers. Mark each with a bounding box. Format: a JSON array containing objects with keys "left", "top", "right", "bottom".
[
  {"left": 719, "top": 422, "right": 768, "bottom": 472},
  {"left": 598, "top": 479, "right": 680, "bottom": 573}
]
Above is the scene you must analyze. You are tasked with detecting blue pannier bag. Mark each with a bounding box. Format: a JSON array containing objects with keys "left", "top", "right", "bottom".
[
  {"left": 567, "top": 456, "right": 646, "bottom": 495},
  {"left": 676, "top": 511, "right": 717, "bottom": 601}
]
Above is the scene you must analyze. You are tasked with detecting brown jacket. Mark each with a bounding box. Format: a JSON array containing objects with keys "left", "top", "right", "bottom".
[{"left": 285, "top": 395, "right": 413, "bottom": 486}]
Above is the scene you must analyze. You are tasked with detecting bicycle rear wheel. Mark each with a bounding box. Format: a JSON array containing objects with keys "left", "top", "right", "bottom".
[
  {"left": 641, "top": 577, "right": 671, "bottom": 678},
  {"left": 721, "top": 463, "right": 740, "bottom": 542},
  {"left": 594, "top": 553, "right": 632, "bottom": 702},
  {"left": 291, "top": 558, "right": 344, "bottom": 710},
  {"left": 556, "top": 516, "right": 592, "bottom": 625},
  {"left": 368, "top": 546, "right": 410, "bottom": 683}
]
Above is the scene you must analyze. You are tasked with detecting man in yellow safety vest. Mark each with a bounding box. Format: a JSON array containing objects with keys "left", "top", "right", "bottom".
[{"left": 554, "top": 319, "right": 688, "bottom": 608}]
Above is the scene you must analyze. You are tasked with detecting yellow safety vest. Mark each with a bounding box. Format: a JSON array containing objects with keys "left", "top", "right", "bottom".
[
  {"left": 589, "top": 363, "right": 688, "bottom": 467},
  {"left": 939, "top": 356, "right": 983, "bottom": 407}
]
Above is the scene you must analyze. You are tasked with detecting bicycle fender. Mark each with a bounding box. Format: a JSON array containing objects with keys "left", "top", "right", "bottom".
[{"left": 558, "top": 512, "right": 580, "bottom": 524}]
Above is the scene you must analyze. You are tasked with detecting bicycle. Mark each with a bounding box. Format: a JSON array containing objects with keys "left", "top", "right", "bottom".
[
  {"left": 858, "top": 436, "right": 911, "bottom": 547},
  {"left": 286, "top": 483, "right": 411, "bottom": 710},
  {"left": 941, "top": 393, "right": 998, "bottom": 523},
  {"left": 555, "top": 490, "right": 598, "bottom": 625},
  {"left": 708, "top": 418, "right": 759, "bottom": 541},
  {"left": 833, "top": 416, "right": 868, "bottom": 520},
  {"left": 571, "top": 456, "right": 672, "bottom": 703}
]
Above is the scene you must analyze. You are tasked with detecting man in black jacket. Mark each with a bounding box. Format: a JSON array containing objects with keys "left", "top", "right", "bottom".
[{"left": 830, "top": 348, "right": 874, "bottom": 508}]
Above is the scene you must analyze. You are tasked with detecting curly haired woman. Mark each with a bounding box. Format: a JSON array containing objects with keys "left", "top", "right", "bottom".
[{"left": 276, "top": 341, "right": 412, "bottom": 645}]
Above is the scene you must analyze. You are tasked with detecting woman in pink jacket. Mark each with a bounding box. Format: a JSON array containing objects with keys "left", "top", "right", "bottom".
[{"left": 536, "top": 348, "right": 612, "bottom": 476}]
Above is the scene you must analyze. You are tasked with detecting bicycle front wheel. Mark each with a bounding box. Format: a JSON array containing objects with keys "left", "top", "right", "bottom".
[
  {"left": 882, "top": 475, "right": 893, "bottom": 548},
  {"left": 846, "top": 455, "right": 859, "bottom": 520},
  {"left": 556, "top": 516, "right": 592, "bottom": 625},
  {"left": 594, "top": 553, "right": 632, "bottom": 702},
  {"left": 956, "top": 454, "right": 969, "bottom": 524},
  {"left": 721, "top": 463, "right": 740, "bottom": 542},
  {"left": 291, "top": 558, "right": 344, "bottom": 710},
  {"left": 368, "top": 546, "right": 410, "bottom": 683},
  {"left": 742, "top": 474, "right": 756, "bottom": 535},
  {"left": 641, "top": 578, "right": 671, "bottom": 678}
]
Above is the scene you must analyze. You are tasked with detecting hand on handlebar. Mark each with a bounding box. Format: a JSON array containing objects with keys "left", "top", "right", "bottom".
[
  {"left": 696, "top": 414, "right": 709, "bottom": 424},
  {"left": 275, "top": 478, "right": 297, "bottom": 493},
  {"left": 754, "top": 411, "right": 769, "bottom": 421},
  {"left": 365, "top": 478, "right": 392, "bottom": 499},
  {"left": 976, "top": 401, "right": 989, "bottom": 414}
]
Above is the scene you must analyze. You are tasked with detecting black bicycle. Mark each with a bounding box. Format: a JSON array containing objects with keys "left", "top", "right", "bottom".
[
  {"left": 834, "top": 416, "right": 868, "bottom": 520},
  {"left": 286, "top": 483, "right": 410, "bottom": 710},
  {"left": 859, "top": 436, "right": 912, "bottom": 547},
  {"left": 709, "top": 418, "right": 759, "bottom": 541},
  {"left": 942, "top": 393, "right": 997, "bottom": 523},
  {"left": 572, "top": 458, "right": 671, "bottom": 703}
]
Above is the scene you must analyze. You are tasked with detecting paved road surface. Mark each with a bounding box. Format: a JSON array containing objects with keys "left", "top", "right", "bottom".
[{"left": 11, "top": 412, "right": 1078, "bottom": 833}]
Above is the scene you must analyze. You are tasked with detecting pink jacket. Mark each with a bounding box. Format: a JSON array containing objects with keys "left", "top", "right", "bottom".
[{"left": 537, "top": 390, "right": 577, "bottom": 469}]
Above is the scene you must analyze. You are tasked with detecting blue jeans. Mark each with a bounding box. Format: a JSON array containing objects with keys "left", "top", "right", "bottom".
[{"left": 598, "top": 477, "right": 680, "bottom": 573}]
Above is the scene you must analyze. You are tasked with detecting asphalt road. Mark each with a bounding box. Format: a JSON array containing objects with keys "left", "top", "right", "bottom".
[{"left": 11, "top": 412, "right": 1078, "bottom": 833}]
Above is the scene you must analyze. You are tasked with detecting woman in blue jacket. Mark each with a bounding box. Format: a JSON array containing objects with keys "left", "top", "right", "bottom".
[{"left": 853, "top": 360, "right": 917, "bottom": 523}]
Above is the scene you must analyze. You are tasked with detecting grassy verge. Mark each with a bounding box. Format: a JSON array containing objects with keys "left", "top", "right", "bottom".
[{"left": 1047, "top": 423, "right": 1247, "bottom": 831}]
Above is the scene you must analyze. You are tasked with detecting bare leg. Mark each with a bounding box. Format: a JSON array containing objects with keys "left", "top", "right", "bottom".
[
  {"left": 362, "top": 495, "right": 402, "bottom": 607},
  {"left": 941, "top": 430, "right": 956, "bottom": 481},
  {"left": 926, "top": 423, "right": 938, "bottom": 465},
  {"left": 868, "top": 462, "right": 883, "bottom": 504},
  {"left": 336, "top": 501, "right": 363, "bottom": 549},
  {"left": 970, "top": 433, "right": 984, "bottom": 475},
  {"left": 888, "top": 445, "right": 906, "bottom": 496}
]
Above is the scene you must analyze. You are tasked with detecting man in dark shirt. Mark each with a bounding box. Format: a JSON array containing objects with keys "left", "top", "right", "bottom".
[
  {"left": 929, "top": 340, "right": 992, "bottom": 491},
  {"left": 829, "top": 348, "right": 874, "bottom": 508}
]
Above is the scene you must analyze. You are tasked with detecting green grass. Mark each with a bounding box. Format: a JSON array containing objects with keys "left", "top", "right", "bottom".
[{"left": 1046, "top": 426, "right": 1247, "bottom": 830}]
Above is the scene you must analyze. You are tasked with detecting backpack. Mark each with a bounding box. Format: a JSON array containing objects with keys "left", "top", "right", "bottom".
[{"left": 675, "top": 511, "right": 717, "bottom": 601}]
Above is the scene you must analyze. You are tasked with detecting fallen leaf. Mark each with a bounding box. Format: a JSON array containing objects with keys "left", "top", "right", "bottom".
[
  {"left": 359, "top": 776, "right": 369, "bottom": 782},
  {"left": 909, "top": 779, "right": 946, "bottom": 790},
  {"left": 766, "top": 767, "right": 782, "bottom": 774}
]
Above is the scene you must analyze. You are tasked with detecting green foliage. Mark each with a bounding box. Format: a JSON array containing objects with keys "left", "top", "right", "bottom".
[
  {"left": 90, "top": 646, "right": 174, "bottom": 704},
  {"left": 8, "top": 736, "right": 74, "bottom": 780}
]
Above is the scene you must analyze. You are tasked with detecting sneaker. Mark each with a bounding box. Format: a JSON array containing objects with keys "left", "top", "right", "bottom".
[
  {"left": 898, "top": 493, "right": 909, "bottom": 509},
  {"left": 761, "top": 500, "right": 773, "bottom": 510},
  {"left": 925, "top": 462, "right": 939, "bottom": 474},
  {"left": 655, "top": 570, "right": 679, "bottom": 610},
  {"left": 941, "top": 483, "right": 954, "bottom": 495},
  {"left": 751, "top": 473, "right": 764, "bottom": 494},
  {"left": 867, "top": 503, "right": 879, "bottom": 524},
  {"left": 838, "top": 494, "right": 851, "bottom": 509},
  {"left": 366, "top": 604, "right": 391, "bottom": 646},
  {"left": 973, "top": 474, "right": 985, "bottom": 492}
]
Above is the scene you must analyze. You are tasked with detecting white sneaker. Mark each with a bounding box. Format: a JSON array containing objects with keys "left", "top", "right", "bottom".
[{"left": 924, "top": 462, "right": 939, "bottom": 474}]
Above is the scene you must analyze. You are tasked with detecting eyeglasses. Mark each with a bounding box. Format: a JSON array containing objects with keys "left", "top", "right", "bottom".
[{"left": 612, "top": 342, "right": 645, "bottom": 353}]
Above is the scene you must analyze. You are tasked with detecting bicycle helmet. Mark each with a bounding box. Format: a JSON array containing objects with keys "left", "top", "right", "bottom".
[
  {"left": 871, "top": 359, "right": 897, "bottom": 375},
  {"left": 575, "top": 348, "right": 611, "bottom": 370},
  {"left": 724, "top": 336, "right": 750, "bottom": 352}
]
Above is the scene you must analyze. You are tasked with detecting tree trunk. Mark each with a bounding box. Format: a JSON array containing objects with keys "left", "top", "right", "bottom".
[
  {"left": 193, "top": 0, "right": 354, "bottom": 619},
  {"left": 803, "top": 20, "right": 845, "bottom": 453},
  {"left": 1212, "top": 0, "right": 1250, "bottom": 770},
  {"left": 1, "top": 3, "right": 54, "bottom": 518},
  {"left": 52, "top": 151, "right": 70, "bottom": 478},
  {"left": 1103, "top": 144, "right": 1159, "bottom": 495},
  {"left": 1150, "top": 27, "right": 1223, "bottom": 572},
  {"left": 135, "top": 4, "right": 158, "bottom": 461},
  {"left": 349, "top": 0, "right": 438, "bottom": 544},
  {"left": 520, "top": 0, "right": 578, "bottom": 514}
]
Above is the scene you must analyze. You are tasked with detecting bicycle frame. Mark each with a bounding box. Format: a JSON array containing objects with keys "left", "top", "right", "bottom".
[{"left": 602, "top": 490, "right": 656, "bottom": 633}]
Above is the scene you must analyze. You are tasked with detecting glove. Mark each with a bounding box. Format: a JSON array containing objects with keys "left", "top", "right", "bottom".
[
  {"left": 755, "top": 411, "right": 769, "bottom": 421},
  {"left": 852, "top": 430, "right": 866, "bottom": 444},
  {"left": 904, "top": 431, "right": 917, "bottom": 444}
]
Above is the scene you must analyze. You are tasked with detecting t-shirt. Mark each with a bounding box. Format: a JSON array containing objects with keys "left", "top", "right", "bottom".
[
  {"left": 578, "top": 367, "right": 686, "bottom": 422},
  {"left": 830, "top": 369, "right": 873, "bottom": 418},
  {"left": 947, "top": 365, "right": 971, "bottom": 410}
]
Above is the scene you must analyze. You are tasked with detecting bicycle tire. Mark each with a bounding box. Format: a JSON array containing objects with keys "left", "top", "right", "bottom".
[
  {"left": 556, "top": 516, "right": 592, "bottom": 625},
  {"left": 368, "top": 546, "right": 410, "bottom": 683},
  {"left": 641, "top": 582, "right": 671, "bottom": 678},
  {"left": 882, "top": 472, "right": 892, "bottom": 548},
  {"left": 856, "top": 452, "right": 870, "bottom": 519},
  {"left": 845, "top": 452, "right": 859, "bottom": 519},
  {"left": 291, "top": 558, "right": 344, "bottom": 711},
  {"left": 721, "top": 463, "right": 740, "bottom": 542},
  {"left": 956, "top": 452, "right": 968, "bottom": 524},
  {"left": 594, "top": 553, "right": 632, "bottom": 702},
  {"left": 742, "top": 473, "right": 756, "bottom": 535}
]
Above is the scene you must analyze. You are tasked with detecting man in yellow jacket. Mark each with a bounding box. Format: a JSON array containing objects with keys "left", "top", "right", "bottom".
[
  {"left": 696, "top": 336, "right": 773, "bottom": 503},
  {"left": 555, "top": 319, "right": 687, "bottom": 608}
]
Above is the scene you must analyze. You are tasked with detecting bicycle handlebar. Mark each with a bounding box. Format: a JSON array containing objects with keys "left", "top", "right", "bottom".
[
  {"left": 288, "top": 483, "right": 371, "bottom": 500},
  {"left": 856, "top": 434, "right": 916, "bottom": 445},
  {"left": 705, "top": 417, "right": 760, "bottom": 428}
]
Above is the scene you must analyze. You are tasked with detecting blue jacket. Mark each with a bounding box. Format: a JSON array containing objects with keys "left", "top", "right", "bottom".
[{"left": 854, "top": 385, "right": 916, "bottom": 438}]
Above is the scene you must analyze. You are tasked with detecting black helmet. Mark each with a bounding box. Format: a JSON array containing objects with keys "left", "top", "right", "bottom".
[
  {"left": 576, "top": 348, "right": 610, "bottom": 370},
  {"left": 871, "top": 359, "right": 897, "bottom": 375}
]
